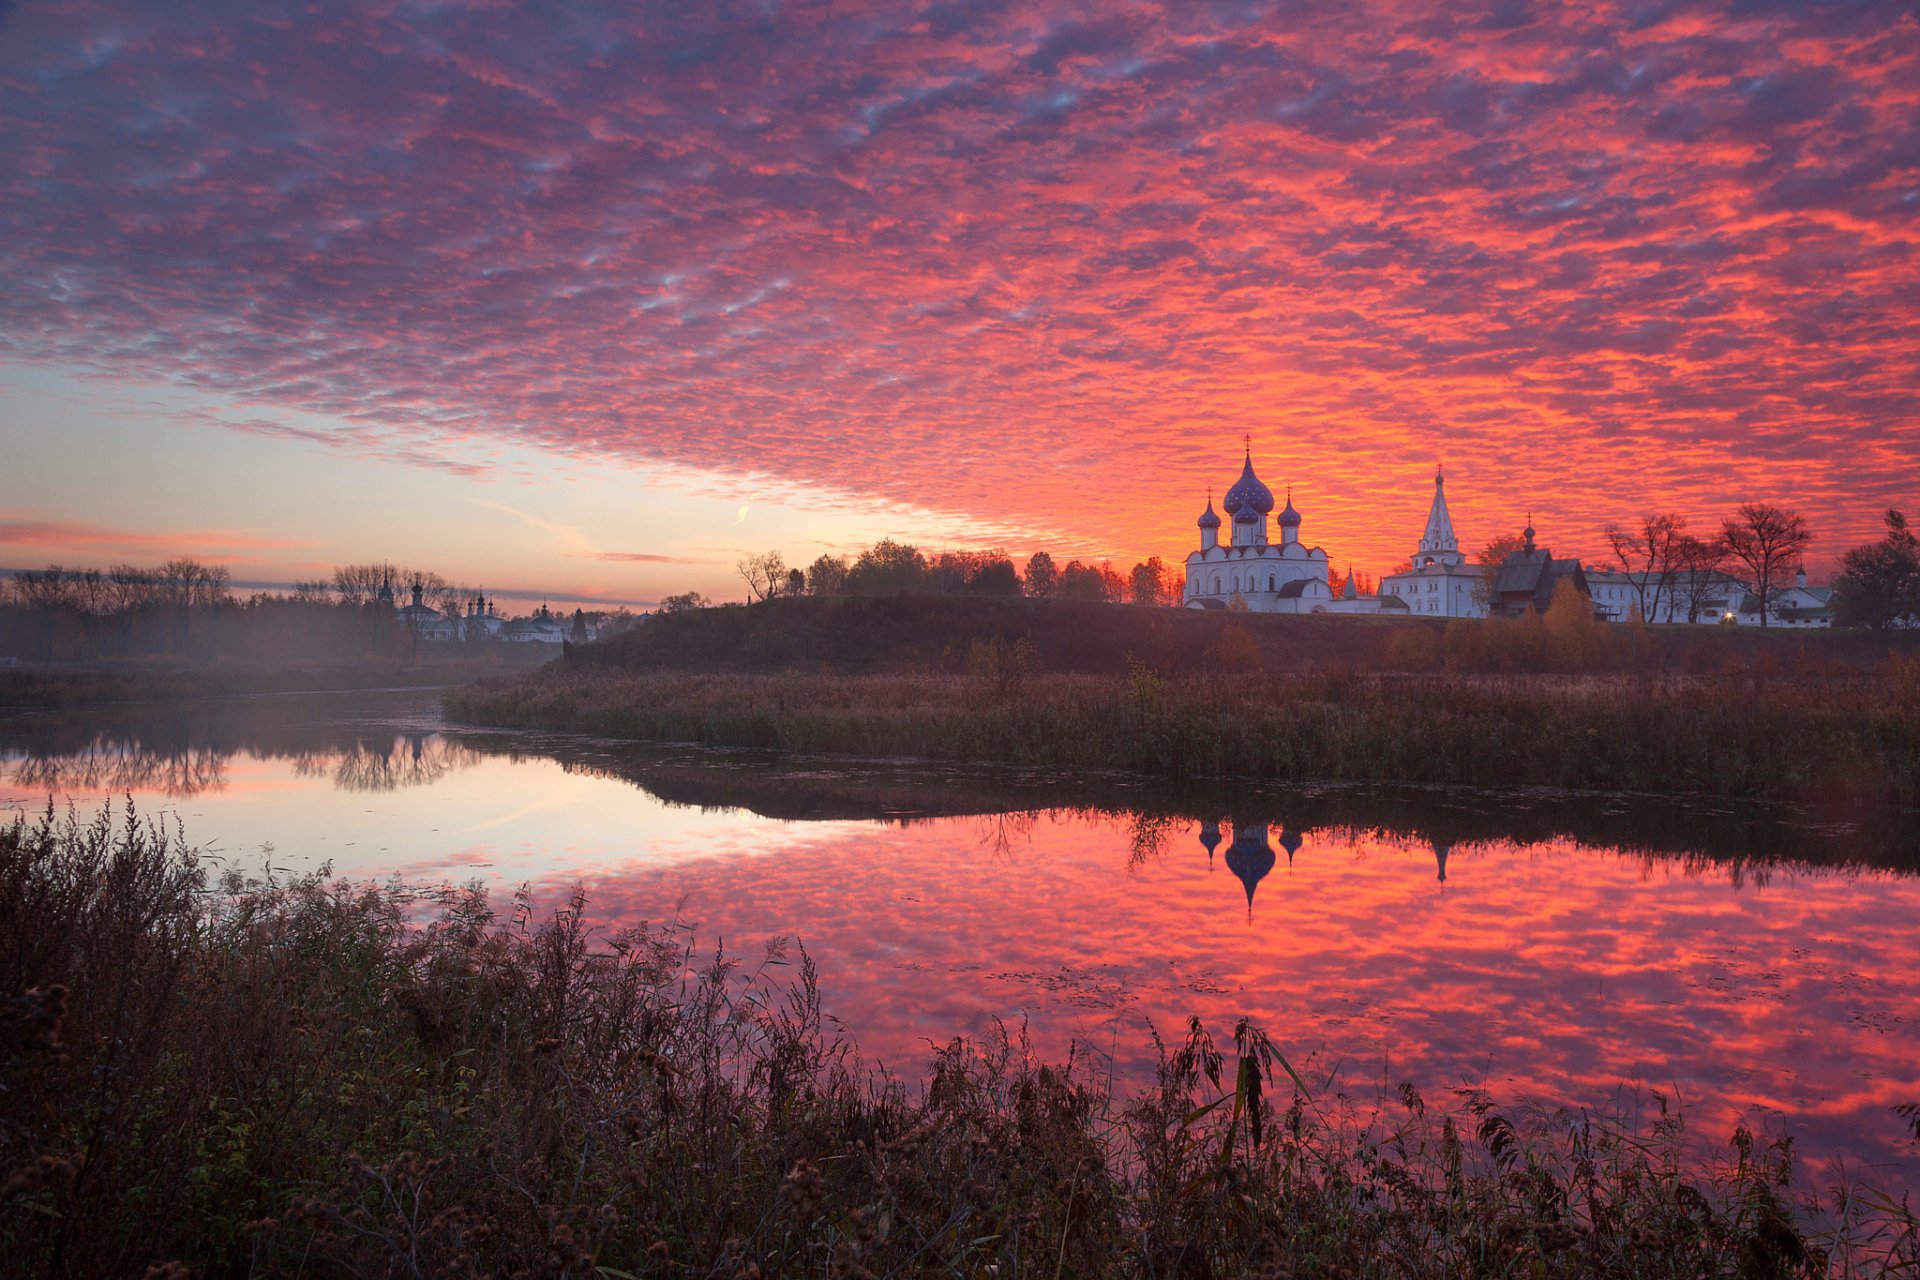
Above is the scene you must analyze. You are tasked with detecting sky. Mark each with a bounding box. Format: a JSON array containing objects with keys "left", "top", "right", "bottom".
[{"left": 2, "top": 0, "right": 1916, "bottom": 605}]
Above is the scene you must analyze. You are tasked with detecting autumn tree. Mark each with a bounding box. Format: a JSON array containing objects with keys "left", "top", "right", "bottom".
[
  {"left": 1057, "top": 561, "right": 1110, "bottom": 601},
  {"left": 846, "top": 540, "right": 927, "bottom": 594},
  {"left": 805, "top": 554, "right": 850, "bottom": 596},
  {"left": 657, "top": 591, "right": 710, "bottom": 613},
  {"left": 1721, "top": 504, "right": 1812, "bottom": 627},
  {"left": 1832, "top": 509, "right": 1920, "bottom": 631},
  {"left": 1129, "top": 557, "right": 1171, "bottom": 606},
  {"left": 1024, "top": 551, "right": 1059, "bottom": 598},
  {"left": 968, "top": 555, "right": 1022, "bottom": 596}
]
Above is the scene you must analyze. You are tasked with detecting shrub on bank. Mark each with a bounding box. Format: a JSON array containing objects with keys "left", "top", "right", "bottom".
[{"left": 5, "top": 806, "right": 1914, "bottom": 1277}]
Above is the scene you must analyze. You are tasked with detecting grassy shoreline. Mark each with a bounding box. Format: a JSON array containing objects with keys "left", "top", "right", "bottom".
[
  {"left": 4, "top": 806, "right": 1914, "bottom": 1277},
  {"left": 0, "top": 660, "right": 543, "bottom": 710},
  {"left": 446, "top": 666, "right": 1920, "bottom": 804}
]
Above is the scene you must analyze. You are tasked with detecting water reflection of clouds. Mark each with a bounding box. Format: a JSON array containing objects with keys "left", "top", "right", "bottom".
[
  {"left": 5, "top": 719, "right": 1917, "bottom": 1191},
  {"left": 535, "top": 815, "right": 1920, "bottom": 1188}
]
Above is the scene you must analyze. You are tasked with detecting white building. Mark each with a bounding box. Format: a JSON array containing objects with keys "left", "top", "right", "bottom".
[
  {"left": 1183, "top": 448, "right": 1332, "bottom": 613},
  {"left": 1585, "top": 567, "right": 1832, "bottom": 627},
  {"left": 1378, "top": 468, "right": 1487, "bottom": 618}
]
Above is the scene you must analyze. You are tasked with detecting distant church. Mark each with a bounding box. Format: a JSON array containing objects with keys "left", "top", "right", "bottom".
[
  {"left": 1377, "top": 467, "right": 1486, "bottom": 618},
  {"left": 1183, "top": 444, "right": 1332, "bottom": 612}
]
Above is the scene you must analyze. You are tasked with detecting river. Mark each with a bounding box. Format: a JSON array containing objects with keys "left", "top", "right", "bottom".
[{"left": 4, "top": 688, "right": 1917, "bottom": 1191}]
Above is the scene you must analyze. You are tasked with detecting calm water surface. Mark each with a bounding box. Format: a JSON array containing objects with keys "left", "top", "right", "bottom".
[{"left": 4, "top": 690, "right": 1917, "bottom": 1190}]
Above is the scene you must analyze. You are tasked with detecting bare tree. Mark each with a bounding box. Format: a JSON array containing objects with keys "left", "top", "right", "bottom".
[
  {"left": 1472, "top": 534, "right": 1524, "bottom": 611},
  {"left": 1721, "top": 504, "right": 1812, "bottom": 626},
  {"left": 1671, "top": 534, "right": 1734, "bottom": 624},
  {"left": 736, "top": 551, "right": 786, "bottom": 603},
  {"left": 1604, "top": 514, "right": 1685, "bottom": 621},
  {"left": 331, "top": 563, "right": 391, "bottom": 606}
]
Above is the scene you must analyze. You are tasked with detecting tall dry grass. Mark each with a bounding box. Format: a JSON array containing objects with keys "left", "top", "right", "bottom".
[
  {"left": 447, "top": 665, "right": 1920, "bottom": 803},
  {"left": 5, "top": 805, "right": 1917, "bottom": 1277}
]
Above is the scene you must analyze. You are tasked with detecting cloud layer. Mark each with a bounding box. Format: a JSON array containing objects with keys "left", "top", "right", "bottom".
[{"left": 3, "top": 0, "right": 1916, "bottom": 565}]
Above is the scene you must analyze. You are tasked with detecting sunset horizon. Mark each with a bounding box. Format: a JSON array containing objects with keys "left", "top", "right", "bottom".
[{"left": 5, "top": 0, "right": 1916, "bottom": 606}]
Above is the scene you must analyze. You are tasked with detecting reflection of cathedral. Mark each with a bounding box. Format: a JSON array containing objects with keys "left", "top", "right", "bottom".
[
  {"left": 1199, "top": 817, "right": 1451, "bottom": 916},
  {"left": 1203, "top": 818, "right": 1306, "bottom": 919},
  {"left": 1223, "top": 821, "right": 1276, "bottom": 918}
]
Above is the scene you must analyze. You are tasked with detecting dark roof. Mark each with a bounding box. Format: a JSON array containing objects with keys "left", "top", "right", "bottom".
[
  {"left": 1188, "top": 597, "right": 1226, "bottom": 611},
  {"left": 1275, "top": 579, "right": 1315, "bottom": 598},
  {"left": 1493, "top": 545, "right": 1590, "bottom": 613}
]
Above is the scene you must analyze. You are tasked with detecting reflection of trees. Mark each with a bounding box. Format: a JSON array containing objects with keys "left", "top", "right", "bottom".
[
  {"left": 1127, "top": 812, "right": 1179, "bottom": 869},
  {"left": 977, "top": 810, "right": 1040, "bottom": 861},
  {"left": 324, "top": 735, "right": 483, "bottom": 792},
  {"left": 8, "top": 740, "right": 229, "bottom": 798},
  {"left": 7, "top": 729, "right": 480, "bottom": 799}
]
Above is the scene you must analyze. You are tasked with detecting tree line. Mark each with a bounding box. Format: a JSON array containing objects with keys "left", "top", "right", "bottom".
[
  {"left": 0, "top": 559, "right": 637, "bottom": 663},
  {"left": 683, "top": 542, "right": 1188, "bottom": 613}
]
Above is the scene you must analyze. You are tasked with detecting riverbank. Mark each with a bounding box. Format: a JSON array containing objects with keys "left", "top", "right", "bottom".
[
  {"left": 5, "top": 805, "right": 1912, "bottom": 1278},
  {"left": 0, "top": 656, "right": 546, "bottom": 710},
  {"left": 447, "top": 665, "right": 1920, "bottom": 803}
]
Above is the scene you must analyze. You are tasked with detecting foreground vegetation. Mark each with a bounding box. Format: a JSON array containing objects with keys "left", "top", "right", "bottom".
[{"left": 4, "top": 806, "right": 1915, "bottom": 1278}]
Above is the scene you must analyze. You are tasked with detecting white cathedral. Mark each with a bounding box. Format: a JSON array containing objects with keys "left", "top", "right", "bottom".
[
  {"left": 1182, "top": 449, "right": 1495, "bottom": 618},
  {"left": 1182, "top": 447, "right": 1333, "bottom": 613}
]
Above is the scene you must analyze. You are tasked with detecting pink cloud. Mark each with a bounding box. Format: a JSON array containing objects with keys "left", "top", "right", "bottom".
[
  {"left": 0, "top": 1, "right": 1914, "bottom": 569},
  {"left": 0, "top": 516, "right": 316, "bottom": 554}
]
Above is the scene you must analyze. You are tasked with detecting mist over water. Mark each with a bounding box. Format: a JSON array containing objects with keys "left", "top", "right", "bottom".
[{"left": 4, "top": 690, "right": 1917, "bottom": 1191}]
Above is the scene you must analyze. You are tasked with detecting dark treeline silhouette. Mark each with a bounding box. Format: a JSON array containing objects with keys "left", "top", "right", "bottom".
[
  {"left": 0, "top": 559, "right": 636, "bottom": 664},
  {"left": 737, "top": 539, "right": 1182, "bottom": 606},
  {"left": 1833, "top": 509, "right": 1920, "bottom": 631}
]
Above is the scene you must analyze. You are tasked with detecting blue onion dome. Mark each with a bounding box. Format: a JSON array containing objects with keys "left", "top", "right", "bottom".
[
  {"left": 1277, "top": 491, "right": 1301, "bottom": 528},
  {"left": 1221, "top": 452, "right": 1275, "bottom": 516},
  {"left": 1198, "top": 499, "right": 1221, "bottom": 530}
]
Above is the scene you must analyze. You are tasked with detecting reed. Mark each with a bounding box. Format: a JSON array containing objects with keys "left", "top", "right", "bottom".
[
  {"left": 4, "top": 804, "right": 1913, "bottom": 1278},
  {"left": 447, "top": 666, "right": 1920, "bottom": 803}
]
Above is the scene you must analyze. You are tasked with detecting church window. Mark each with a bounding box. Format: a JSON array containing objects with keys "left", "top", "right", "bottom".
[
  {"left": 1213, "top": 575, "right": 1221, "bottom": 594},
  {"left": 1268, "top": 575, "right": 1276, "bottom": 591}
]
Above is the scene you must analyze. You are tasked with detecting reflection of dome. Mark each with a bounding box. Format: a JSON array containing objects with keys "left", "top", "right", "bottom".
[
  {"left": 1224, "top": 821, "right": 1276, "bottom": 918},
  {"left": 1222, "top": 452, "right": 1275, "bottom": 517},
  {"left": 1433, "top": 838, "right": 1450, "bottom": 883},
  {"left": 1278, "top": 827, "right": 1303, "bottom": 864},
  {"left": 1198, "top": 819, "right": 1222, "bottom": 866}
]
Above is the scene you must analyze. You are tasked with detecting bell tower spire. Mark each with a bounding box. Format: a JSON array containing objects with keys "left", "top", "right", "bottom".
[{"left": 1416, "top": 465, "right": 1461, "bottom": 565}]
